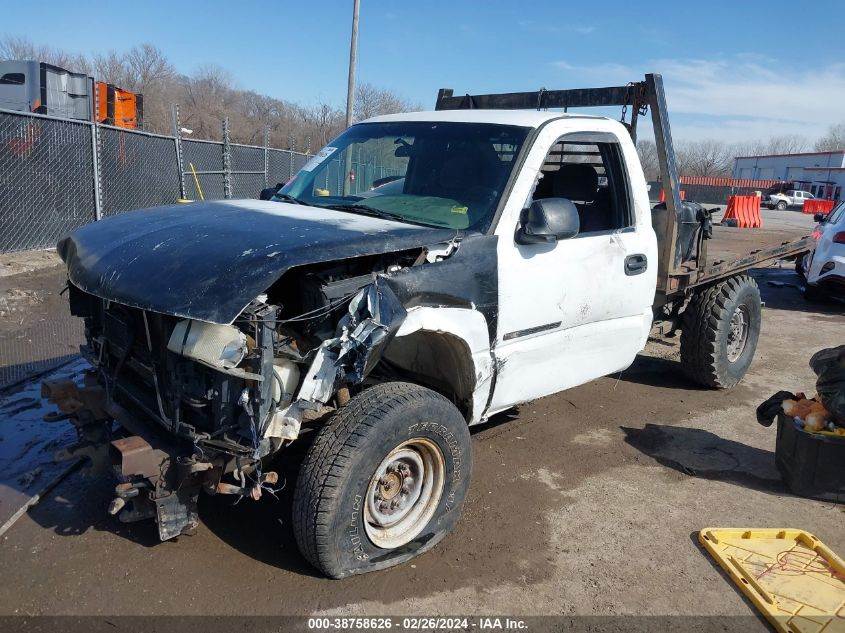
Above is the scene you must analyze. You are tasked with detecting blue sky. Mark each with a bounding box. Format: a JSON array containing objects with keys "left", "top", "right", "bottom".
[{"left": 5, "top": 0, "right": 845, "bottom": 142}]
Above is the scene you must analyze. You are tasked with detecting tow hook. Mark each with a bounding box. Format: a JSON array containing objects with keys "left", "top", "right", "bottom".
[{"left": 107, "top": 481, "right": 150, "bottom": 516}]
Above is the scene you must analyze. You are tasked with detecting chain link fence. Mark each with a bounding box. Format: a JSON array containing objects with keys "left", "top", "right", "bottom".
[
  {"left": 99, "top": 125, "right": 182, "bottom": 217},
  {"left": 0, "top": 318, "right": 83, "bottom": 390},
  {"left": 0, "top": 111, "right": 97, "bottom": 252},
  {"left": 0, "top": 108, "right": 311, "bottom": 253},
  {"left": 182, "top": 138, "right": 226, "bottom": 201}
]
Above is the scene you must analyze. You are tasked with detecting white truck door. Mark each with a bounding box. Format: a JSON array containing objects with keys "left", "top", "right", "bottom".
[{"left": 487, "top": 120, "right": 657, "bottom": 414}]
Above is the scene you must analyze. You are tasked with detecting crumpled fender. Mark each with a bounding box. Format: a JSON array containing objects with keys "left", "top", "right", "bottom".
[
  {"left": 297, "top": 278, "right": 407, "bottom": 404},
  {"left": 391, "top": 306, "right": 493, "bottom": 424}
]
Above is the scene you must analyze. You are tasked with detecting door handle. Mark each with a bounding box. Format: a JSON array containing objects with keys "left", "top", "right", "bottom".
[{"left": 625, "top": 254, "right": 648, "bottom": 276}]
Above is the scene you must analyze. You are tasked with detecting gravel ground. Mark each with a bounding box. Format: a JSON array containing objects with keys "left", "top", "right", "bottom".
[{"left": 0, "top": 209, "right": 842, "bottom": 623}]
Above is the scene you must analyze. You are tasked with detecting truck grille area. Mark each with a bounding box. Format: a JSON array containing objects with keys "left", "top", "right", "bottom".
[{"left": 77, "top": 292, "right": 248, "bottom": 442}]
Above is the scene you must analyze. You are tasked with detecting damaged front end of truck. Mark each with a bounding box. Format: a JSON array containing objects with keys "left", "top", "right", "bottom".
[
  {"left": 43, "top": 199, "right": 497, "bottom": 541},
  {"left": 45, "top": 277, "right": 405, "bottom": 540}
]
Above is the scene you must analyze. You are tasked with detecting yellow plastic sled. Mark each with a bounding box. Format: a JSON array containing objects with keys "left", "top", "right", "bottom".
[{"left": 699, "top": 528, "right": 845, "bottom": 633}]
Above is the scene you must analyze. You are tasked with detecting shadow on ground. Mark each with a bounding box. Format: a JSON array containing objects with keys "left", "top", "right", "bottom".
[
  {"left": 617, "top": 354, "right": 710, "bottom": 391},
  {"left": 752, "top": 267, "right": 844, "bottom": 314},
  {"left": 196, "top": 430, "right": 323, "bottom": 578},
  {"left": 621, "top": 423, "right": 786, "bottom": 495}
]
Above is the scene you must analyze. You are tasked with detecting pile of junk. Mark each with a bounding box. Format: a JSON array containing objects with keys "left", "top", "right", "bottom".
[{"left": 758, "top": 345, "right": 845, "bottom": 502}]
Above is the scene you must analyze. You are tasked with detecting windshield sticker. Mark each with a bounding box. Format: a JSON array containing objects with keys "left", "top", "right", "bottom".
[
  {"left": 451, "top": 206, "right": 468, "bottom": 214},
  {"left": 300, "top": 146, "right": 338, "bottom": 172}
]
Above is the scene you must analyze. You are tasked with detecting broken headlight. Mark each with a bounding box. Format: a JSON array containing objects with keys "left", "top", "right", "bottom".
[{"left": 167, "top": 320, "right": 248, "bottom": 371}]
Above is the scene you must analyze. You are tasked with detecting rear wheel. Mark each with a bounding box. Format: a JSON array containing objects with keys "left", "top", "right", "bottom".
[
  {"left": 292, "top": 382, "right": 472, "bottom": 578},
  {"left": 776, "top": 200, "right": 787, "bottom": 210},
  {"left": 680, "top": 274, "right": 762, "bottom": 389}
]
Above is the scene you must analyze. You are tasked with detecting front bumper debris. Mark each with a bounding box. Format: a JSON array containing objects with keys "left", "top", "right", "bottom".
[{"left": 42, "top": 372, "right": 277, "bottom": 541}]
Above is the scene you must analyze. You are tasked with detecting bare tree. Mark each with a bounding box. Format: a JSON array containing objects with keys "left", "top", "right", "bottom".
[
  {"left": 675, "top": 139, "right": 733, "bottom": 178},
  {"left": 304, "top": 101, "right": 345, "bottom": 147},
  {"left": 0, "top": 35, "right": 90, "bottom": 73},
  {"left": 354, "top": 82, "right": 421, "bottom": 122},
  {"left": 732, "top": 138, "right": 767, "bottom": 158},
  {"left": 92, "top": 51, "right": 130, "bottom": 87},
  {"left": 124, "top": 44, "right": 175, "bottom": 92},
  {"left": 636, "top": 140, "right": 659, "bottom": 181},
  {"left": 181, "top": 65, "right": 239, "bottom": 140},
  {"left": 766, "top": 134, "right": 809, "bottom": 155},
  {"left": 815, "top": 122, "right": 845, "bottom": 152}
]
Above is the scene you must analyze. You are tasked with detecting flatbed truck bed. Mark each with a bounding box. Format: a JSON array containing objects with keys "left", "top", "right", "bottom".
[{"left": 436, "top": 76, "right": 814, "bottom": 300}]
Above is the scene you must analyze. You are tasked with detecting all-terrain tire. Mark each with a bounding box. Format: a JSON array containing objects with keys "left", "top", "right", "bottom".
[
  {"left": 680, "top": 274, "right": 762, "bottom": 389},
  {"left": 292, "top": 382, "right": 472, "bottom": 579}
]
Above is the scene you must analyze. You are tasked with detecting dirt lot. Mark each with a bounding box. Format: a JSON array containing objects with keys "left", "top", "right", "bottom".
[
  {"left": 0, "top": 249, "right": 81, "bottom": 389},
  {"left": 0, "top": 209, "right": 842, "bottom": 623}
]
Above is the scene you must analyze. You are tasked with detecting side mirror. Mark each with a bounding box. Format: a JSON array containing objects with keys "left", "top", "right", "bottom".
[
  {"left": 516, "top": 198, "right": 580, "bottom": 245},
  {"left": 814, "top": 213, "right": 827, "bottom": 223},
  {"left": 394, "top": 138, "right": 414, "bottom": 158}
]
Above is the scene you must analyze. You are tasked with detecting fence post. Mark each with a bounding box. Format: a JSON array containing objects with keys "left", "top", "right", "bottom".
[
  {"left": 89, "top": 82, "right": 103, "bottom": 221},
  {"left": 91, "top": 123, "right": 103, "bottom": 221},
  {"left": 172, "top": 105, "right": 186, "bottom": 199},
  {"left": 306, "top": 135, "right": 312, "bottom": 156},
  {"left": 223, "top": 117, "right": 232, "bottom": 200},
  {"left": 90, "top": 123, "right": 102, "bottom": 220},
  {"left": 263, "top": 125, "right": 270, "bottom": 188},
  {"left": 288, "top": 135, "right": 296, "bottom": 181}
]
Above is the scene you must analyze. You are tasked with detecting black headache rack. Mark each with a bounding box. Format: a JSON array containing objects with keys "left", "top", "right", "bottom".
[{"left": 436, "top": 73, "right": 812, "bottom": 300}]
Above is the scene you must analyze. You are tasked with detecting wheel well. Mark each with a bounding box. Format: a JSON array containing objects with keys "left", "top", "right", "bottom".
[{"left": 380, "top": 331, "right": 476, "bottom": 421}]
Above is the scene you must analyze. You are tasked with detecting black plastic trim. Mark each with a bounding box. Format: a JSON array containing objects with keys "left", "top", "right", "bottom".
[{"left": 502, "top": 321, "right": 561, "bottom": 341}]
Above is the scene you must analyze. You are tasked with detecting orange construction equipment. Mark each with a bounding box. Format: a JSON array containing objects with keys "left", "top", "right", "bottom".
[
  {"left": 96, "top": 81, "right": 143, "bottom": 129},
  {"left": 722, "top": 195, "right": 762, "bottom": 228},
  {"left": 803, "top": 199, "right": 836, "bottom": 215}
]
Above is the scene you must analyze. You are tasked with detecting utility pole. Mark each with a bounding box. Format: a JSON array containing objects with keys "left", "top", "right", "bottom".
[
  {"left": 344, "top": 0, "right": 360, "bottom": 128},
  {"left": 343, "top": 0, "right": 360, "bottom": 195}
]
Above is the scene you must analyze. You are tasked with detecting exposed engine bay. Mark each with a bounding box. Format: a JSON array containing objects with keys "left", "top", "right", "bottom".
[{"left": 45, "top": 249, "right": 425, "bottom": 540}]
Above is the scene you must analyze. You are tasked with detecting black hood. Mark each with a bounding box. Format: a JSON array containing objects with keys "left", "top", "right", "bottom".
[{"left": 58, "top": 199, "right": 457, "bottom": 324}]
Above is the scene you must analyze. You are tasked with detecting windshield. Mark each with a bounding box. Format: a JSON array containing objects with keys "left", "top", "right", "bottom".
[{"left": 277, "top": 121, "right": 530, "bottom": 231}]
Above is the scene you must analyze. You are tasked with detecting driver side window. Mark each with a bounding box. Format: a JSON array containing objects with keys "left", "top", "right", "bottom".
[{"left": 532, "top": 140, "right": 632, "bottom": 234}]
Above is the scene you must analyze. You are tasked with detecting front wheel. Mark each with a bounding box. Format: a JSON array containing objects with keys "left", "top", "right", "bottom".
[
  {"left": 292, "top": 382, "right": 472, "bottom": 578},
  {"left": 680, "top": 274, "right": 762, "bottom": 389}
]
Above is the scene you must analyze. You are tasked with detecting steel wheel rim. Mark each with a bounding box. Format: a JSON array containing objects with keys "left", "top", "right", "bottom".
[
  {"left": 364, "top": 438, "right": 445, "bottom": 549},
  {"left": 726, "top": 304, "right": 750, "bottom": 362}
]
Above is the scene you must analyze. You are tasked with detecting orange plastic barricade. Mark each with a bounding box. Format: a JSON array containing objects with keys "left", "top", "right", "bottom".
[
  {"left": 803, "top": 199, "right": 836, "bottom": 215},
  {"left": 659, "top": 189, "right": 686, "bottom": 202},
  {"left": 722, "top": 195, "right": 761, "bottom": 228}
]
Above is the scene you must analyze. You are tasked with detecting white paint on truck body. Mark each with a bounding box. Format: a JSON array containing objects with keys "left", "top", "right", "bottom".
[
  {"left": 388, "top": 306, "right": 493, "bottom": 425},
  {"left": 488, "top": 116, "right": 657, "bottom": 414}
]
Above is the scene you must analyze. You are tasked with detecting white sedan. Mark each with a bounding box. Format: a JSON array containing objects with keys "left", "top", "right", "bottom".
[{"left": 800, "top": 201, "right": 845, "bottom": 300}]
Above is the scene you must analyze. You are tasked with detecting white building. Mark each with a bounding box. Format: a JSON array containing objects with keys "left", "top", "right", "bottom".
[{"left": 732, "top": 150, "right": 845, "bottom": 201}]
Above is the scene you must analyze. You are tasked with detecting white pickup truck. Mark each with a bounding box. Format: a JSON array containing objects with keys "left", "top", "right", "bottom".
[
  {"left": 767, "top": 189, "right": 815, "bottom": 210},
  {"left": 45, "top": 74, "right": 812, "bottom": 578}
]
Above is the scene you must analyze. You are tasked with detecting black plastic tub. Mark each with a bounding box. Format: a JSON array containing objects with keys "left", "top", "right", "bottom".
[{"left": 775, "top": 413, "right": 845, "bottom": 503}]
